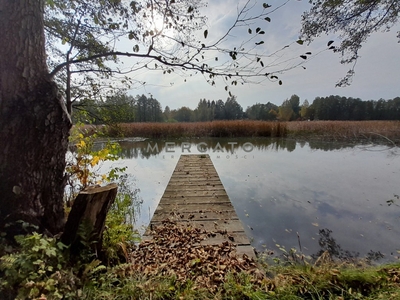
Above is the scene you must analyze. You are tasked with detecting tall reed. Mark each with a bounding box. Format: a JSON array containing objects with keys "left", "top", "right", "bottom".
[
  {"left": 287, "top": 120, "right": 400, "bottom": 143},
  {"left": 104, "top": 120, "right": 287, "bottom": 138}
]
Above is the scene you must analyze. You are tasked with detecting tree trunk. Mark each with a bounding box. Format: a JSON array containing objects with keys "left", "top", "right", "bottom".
[
  {"left": 61, "top": 184, "right": 118, "bottom": 255},
  {"left": 0, "top": 0, "right": 71, "bottom": 235}
]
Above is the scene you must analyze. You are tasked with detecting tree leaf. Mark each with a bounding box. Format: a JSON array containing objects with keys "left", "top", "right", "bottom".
[
  {"left": 204, "top": 29, "right": 208, "bottom": 39},
  {"left": 248, "top": 28, "right": 252, "bottom": 34},
  {"left": 279, "top": 80, "right": 282, "bottom": 85},
  {"left": 263, "top": 3, "right": 271, "bottom": 8},
  {"left": 300, "top": 55, "right": 307, "bottom": 59},
  {"left": 255, "top": 41, "right": 264, "bottom": 45},
  {"left": 265, "top": 17, "right": 271, "bottom": 22},
  {"left": 296, "top": 39, "right": 304, "bottom": 45},
  {"left": 327, "top": 40, "right": 334, "bottom": 47},
  {"left": 256, "top": 27, "right": 261, "bottom": 33},
  {"left": 260, "top": 61, "right": 264, "bottom": 67}
]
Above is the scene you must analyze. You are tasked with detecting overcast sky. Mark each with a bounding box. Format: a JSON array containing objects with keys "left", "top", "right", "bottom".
[{"left": 125, "top": 0, "right": 400, "bottom": 110}]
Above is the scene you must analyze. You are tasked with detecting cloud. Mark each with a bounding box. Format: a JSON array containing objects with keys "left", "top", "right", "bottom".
[{"left": 126, "top": 0, "right": 400, "bottom": 109}]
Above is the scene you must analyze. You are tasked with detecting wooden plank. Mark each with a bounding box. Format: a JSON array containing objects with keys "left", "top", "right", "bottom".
[
  {"left": 163, "top": 190, "right": 228, "bottom": 197},
  {"left": 199, "top": 232, "right": 251, "bottom": 246},
  {"left": 153, "top": 202, "right": 236, "bottom": 212},
  {"left": 164, "top": 186, "right": 225, "bottom": 192},
  {"left": 151, "top": 210, "right": 240, "bottom": 222},
  {"left": 158, "top": 196, "right": 232, "bottom": 205},
  {"left": 150, "top": 219, "right": 247, "bottom": 233},
  {"left": 143, "top": 154, "right": 255, "bottom": 259}
]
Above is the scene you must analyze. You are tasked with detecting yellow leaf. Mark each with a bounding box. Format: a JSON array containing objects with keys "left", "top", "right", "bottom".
[
  {"left": 99, "top": 149, "right": 109, "bottom": 158},
  {"left": 91, "top": 156, "right": 100, "bottom": 167},
  {"left": 79, "top": 133, "right": 84, "bottom": 139},
  {"left": 80, "top": 140, "right": 86, "bottom": 148},
  {"left": 312, "top": 223, "right": 319, "bottom": 227}
]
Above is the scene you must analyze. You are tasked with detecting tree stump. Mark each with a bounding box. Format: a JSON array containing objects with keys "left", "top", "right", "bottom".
[{"left": 61, "top": 183, "right": 118, "bottom": 255}]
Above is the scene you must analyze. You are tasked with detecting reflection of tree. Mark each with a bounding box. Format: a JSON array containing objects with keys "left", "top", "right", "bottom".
[
  {"left": 117, "top": 174, "right": 143, "bottom": 225},
  {"left": 313, "top": 229, "right": 359, "bottom": 261},
  {"left": 119, "top": 138, "right": 289, "bottom": 159},
  {"left": 112, "top": 138, "right": 362, "bottom": 159},
  {"left": 307, "top": 140, "right": 356, "bottom": 151},
  {"left": 312, "top": 229, "right": 383, "bottom": 263}
]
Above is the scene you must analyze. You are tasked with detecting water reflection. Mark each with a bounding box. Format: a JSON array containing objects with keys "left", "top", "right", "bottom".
[
  {"left": 100, "top": 137, "right": 400, "bottom": 262},
  {"left": 106, "top": 137, "right": 362, "bottom": 159},
  {"left": 311, "top": 228, "right": 384, "bottom": 263}
]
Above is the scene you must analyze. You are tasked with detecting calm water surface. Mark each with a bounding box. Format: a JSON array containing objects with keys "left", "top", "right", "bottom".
[{"left": 103, "top": 138, "right": 400, "bottom": 261}]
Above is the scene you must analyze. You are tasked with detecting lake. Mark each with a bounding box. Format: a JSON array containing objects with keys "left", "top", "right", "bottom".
[{"left": 100, "top": 137, "right": 400, "bottom": 262}]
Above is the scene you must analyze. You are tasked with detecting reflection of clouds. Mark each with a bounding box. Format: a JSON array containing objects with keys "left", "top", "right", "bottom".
[
  {"left": 211, "top": 141, "right": 400, "bottom": 259},
  {"left": 116, "top": 155, "right": 179, "bottom": 234},
  {"left": 109, "top": 139, "right": 400, "bottom": 260}
]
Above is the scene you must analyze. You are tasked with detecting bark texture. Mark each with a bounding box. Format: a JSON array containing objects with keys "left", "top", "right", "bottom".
[
  {"left": 61, "top": 184, "right": 118, "bottom": 254},
  {"left": 0, "top": 0, "right": 71, "bottom": 235}
]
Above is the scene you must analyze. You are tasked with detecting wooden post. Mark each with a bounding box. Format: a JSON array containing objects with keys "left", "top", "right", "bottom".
[{"left": 61, "top": 183, "right": 118, "bottom": 255}]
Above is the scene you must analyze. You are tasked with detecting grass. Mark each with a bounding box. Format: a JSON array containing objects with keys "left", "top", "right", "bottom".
[
  {"left": 3, "top": 219, "right": 400, "bottom": 299},
  {"left": 97, "top": 120, "right": 287, "bottom": 138},
  {"left": 69, "top": 255, "right": 400, "bottom": 299},
  {"left": 287, "top": 120, "right": 400, "bottom": 144}
]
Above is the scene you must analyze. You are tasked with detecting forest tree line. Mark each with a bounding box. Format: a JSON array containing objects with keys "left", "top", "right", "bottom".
[{"left": 73, "top": 93, "right": 400, "bottom": 124}]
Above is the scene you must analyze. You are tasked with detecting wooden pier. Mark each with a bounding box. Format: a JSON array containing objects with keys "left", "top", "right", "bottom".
[{"left": 143, "top": 154, "right": 255, "bottom": 258}]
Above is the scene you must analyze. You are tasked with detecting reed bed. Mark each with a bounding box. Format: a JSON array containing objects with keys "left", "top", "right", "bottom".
[
  {"left": 81, "top": 120, "right": 400, "bottom": 144},
  {"left": 287, "top": 120, "right": 400, "bottom": 144},
  {"left": 104, "top": 120, "right": 287, "bottom": 138}
]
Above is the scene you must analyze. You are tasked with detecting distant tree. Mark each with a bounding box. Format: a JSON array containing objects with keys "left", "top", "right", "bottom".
[
  {"left": 174, "top": 107, "right": 193, "bottom": 122},
  {"left": 209, "top": 100, "right": 216, "bottom": 121},
  {"left": 289, "top": 94, "right": 300, "bottom": 119},
  {"left": 214, "top": 100, "right": 226, "bottom": 120},
  {"left": 365, "top": 100, "right": 375, "bottom": 120},
  {"left": 300, "top": 99, "right": 312, "bottom": 120},
  {"left": 373, "top": 99, "right": 387, "bottom": 120},
  {"left": 99, "top": 93, "right": 136, "bottom": 123},
  {"left": 224, "top": 96, "right": 243, "bottom": 120},
  {"left": 309, "top": 95, "right": 400, "bottom": 121},
  {"left": 163, "top": 105, "right": 172, "bottom": 122},
  {"left": 136, "top": 95, "right": 163, "bottom": 122},
  {"left": 246, "top": 102, "right": 278, "bottom": 120},
  {"left": 301, "top": 0, "right": 400, "bottom": 86},
  {"left": 386, "top": 97, "right": 400, "bottom": 120},
  {"left": 149, "top": 96, "right": 163, "bottom": 122},
  {"left": 278, "top": 99, "right": 294, "bottom": 121},
  {"left": 194, "top": 99, "right": 210, "bottom": 122}
]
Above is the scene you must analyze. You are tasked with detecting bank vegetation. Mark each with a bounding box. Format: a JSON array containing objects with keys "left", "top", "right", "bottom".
[{"left": 86, "top": 120, "right": 400, "bottom": 144}]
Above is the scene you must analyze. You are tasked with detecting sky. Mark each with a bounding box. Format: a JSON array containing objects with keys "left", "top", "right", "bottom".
[{"left": 124, "top": 0, "right": 400, "bottom": 110}]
